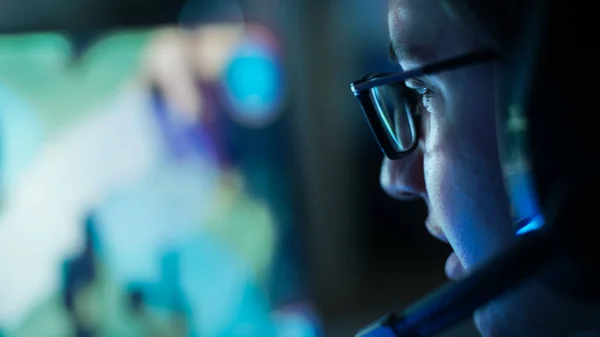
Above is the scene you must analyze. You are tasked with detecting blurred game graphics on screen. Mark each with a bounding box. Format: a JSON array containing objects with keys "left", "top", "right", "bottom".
[{"left": 0, "top": 20, "right": 319, "bottom": 337}]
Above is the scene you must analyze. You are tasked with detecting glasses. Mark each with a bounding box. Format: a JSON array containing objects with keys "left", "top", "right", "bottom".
[{"left": 350, "top": 50, "right": 499, "bottom": 160}]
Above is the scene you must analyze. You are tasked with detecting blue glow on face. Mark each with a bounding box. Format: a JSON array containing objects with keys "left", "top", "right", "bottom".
[{"left": 516, "top": 215, "right": 545, "bottom": 235}]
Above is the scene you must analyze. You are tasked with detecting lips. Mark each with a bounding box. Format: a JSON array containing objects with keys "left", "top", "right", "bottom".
[
  {"left": 425, "top": 218, "right": 448, "bottom": 243},
  {"left": 425, "top": 217, "right": 467, "bottom": 281},
  {"left": 445, "top": 252, "right": 467, "bottom": 281}
]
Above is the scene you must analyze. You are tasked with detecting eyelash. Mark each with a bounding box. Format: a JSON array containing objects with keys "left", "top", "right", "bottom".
[{"left": 412, "top": 86, "right": 433, "bottom": 112}]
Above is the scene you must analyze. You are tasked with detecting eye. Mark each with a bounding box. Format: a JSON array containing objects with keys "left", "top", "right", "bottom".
[
  {"left": 405, "top": 85, "right": 433, "bottom": 113},
  {"left": 414, "top": 87, "right": 428, "bottom": 95},
  {"left": 405, "top": 79, "right": 434, "bottom": 112},
  {"left": 416, "top": 87, "right": 433, "bottom": 110}
]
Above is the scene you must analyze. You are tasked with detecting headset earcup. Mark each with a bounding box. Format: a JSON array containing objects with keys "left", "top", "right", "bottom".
[{"left": 499, "top": 0, "right": 600, "bottom": 301}]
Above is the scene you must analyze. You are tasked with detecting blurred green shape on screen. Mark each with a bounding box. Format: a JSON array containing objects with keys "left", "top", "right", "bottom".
[{"left": 0, "top": 30, "right": 154, "bottom": 135}]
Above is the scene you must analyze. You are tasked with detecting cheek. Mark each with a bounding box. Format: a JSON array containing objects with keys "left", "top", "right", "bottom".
[{"left": 422, "top": 76, "right": 514, "bottom": 268}]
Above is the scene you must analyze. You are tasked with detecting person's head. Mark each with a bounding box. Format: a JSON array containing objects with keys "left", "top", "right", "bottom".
[{"left": 354, "top": 0, "right": 600, "bottom": 335}]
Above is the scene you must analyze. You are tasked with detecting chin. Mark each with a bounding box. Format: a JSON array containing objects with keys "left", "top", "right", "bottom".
[{"left": 473, "top": 280, "right": 600, "bottom": 337}]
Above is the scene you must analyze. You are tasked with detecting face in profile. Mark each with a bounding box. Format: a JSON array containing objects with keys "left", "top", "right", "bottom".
[{"left": 382, "top": 0, "right": 600, "bottom": 336}]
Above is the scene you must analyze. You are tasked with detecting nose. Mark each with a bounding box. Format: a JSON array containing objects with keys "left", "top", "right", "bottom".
[{"left": 380, "top": 148, "right": 426, "bottom": 201}]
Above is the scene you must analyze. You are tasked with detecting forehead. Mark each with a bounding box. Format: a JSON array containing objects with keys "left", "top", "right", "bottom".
[{"left": 388, "top": 0, "right": 473, "bottom": 68}]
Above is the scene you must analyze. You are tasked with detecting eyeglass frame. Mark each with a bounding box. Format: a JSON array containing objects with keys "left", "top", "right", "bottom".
[{"left": 350, "top": 49, "right": 500, "bottom": 160}]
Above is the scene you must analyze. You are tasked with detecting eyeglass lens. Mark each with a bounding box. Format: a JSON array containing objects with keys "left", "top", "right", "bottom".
[{"left": 368, "top": 84, "right": 417, "bottom": 153}]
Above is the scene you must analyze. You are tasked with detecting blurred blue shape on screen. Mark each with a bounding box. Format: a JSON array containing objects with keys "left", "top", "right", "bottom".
[
  {"left": 125, "top": 250, "right": 187, "bottom": 314},
  {"left": 178, "top": 233, "right": 277, "bottom": 337},
  {"left": 223, "top": 38, "right": 283, "bottom": 126},
  {"left": 273, "top": 309, "right": 321, "bottom": 337},
  {"left": 94, "top": 156, "right": 217, "bottom": 284}
]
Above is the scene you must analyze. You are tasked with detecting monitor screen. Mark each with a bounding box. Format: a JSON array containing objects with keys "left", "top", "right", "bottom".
[{"left": 0, "top": 23, "right": 318, "bottom": 337}]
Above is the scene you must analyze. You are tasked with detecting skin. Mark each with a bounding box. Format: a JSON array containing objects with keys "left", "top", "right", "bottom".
[{"left": 382, "top": 0, "right": 600, "bottom": 336}]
